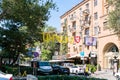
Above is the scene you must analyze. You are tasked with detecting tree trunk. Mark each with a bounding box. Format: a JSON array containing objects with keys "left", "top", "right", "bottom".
[{"left": 11, "top": 54, "right": 19, "bottom": 65}]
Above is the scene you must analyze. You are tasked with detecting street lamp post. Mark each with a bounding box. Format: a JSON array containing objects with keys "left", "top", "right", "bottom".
[
  {"left": 18, "top": 54, "right": 21, "bottom": 79},
  {"left": 80, "top": 31, "right": 85, "bottom": 65}
]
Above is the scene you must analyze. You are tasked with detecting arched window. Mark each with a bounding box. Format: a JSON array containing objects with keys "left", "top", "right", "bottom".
[{"left": 108, "top": 45, "right": 119, "bottom": 52}]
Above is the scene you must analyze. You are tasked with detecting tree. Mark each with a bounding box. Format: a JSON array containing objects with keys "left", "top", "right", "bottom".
[
  {"left": 0, "top": 0, "right": 56, "bottom": 65},
  {"left": 108, "top": 0, "right": 120, "bottom": 36},
  {"left": 40, "top": 25, "right": 57, "bottom": 61}
]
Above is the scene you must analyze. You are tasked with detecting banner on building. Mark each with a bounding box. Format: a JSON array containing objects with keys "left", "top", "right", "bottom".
[
  {"left": 74, "top": 36, "right": 80, "bottom": 43},
  {"left": 85, "top": 36, "right": 97, "bottom": 46}
]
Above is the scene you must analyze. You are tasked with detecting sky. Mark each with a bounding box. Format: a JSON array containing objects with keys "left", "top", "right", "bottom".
[{"left": 47, "top": 0, "right": 82, "bottom": 32}]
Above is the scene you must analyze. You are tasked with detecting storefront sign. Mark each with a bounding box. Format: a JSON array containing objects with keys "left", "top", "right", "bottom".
[{"left": 90, "top": 51, "right": 97, "bottom": 57}]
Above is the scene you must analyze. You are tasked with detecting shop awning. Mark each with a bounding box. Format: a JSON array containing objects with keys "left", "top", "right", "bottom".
[
  {"left": 68, "top": 53, "right": 88, "bottom": 59},
  {"left": 49, "top": 59, "right": 74, "bottom": 63},
  {"left": 68, "top": 54, "right": 80, "bottom": 58}
]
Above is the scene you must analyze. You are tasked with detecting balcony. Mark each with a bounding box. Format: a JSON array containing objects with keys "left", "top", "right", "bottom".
[
  {"left": 61, "top": 22, "right": 67, "bottom": 27},
  {"left": 83, "top": 9, "right": 90, "bottom": 16},
  {"left": 70, "top": 27, "right": 76, "bottom": 33},
  {"left": 80, "top": 15, "right": 91, "bottom": 27},
  {"left": 70, "top": 16, "right": 76, "bottom": 22}
]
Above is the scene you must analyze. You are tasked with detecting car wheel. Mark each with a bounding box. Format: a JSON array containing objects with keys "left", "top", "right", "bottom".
[
  {"left": 57, "top": 71, "right": 60, "bottom": 75},
  {"left": 75, "top": 70, "right": 78, "bottom": 75},
  {"left": 116, "top": 75, "right": 120, "bottom": 80}
]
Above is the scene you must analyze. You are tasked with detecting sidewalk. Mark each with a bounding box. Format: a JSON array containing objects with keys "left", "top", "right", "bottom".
[{"left": 91, "top": 69, "right": 116, "bottom": 80}]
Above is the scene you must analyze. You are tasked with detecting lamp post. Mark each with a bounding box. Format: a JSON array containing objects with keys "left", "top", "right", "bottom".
[
  {"left": 80, "top": 30, "right": 84, "bottom": 65},
  {"left": 18, "top": 54, "right": 21, "bottom": 79}
]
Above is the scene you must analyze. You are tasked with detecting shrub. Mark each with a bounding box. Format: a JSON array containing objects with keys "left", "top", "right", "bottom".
[
  {"left": 87, "top": 64, "right": 97, "bottom": 73},
  {"left": 2, "top": 65, "right": 33, "bottom": 76},
  {"left": 38, "top": 75, "right": 107, "bottom": 80}
]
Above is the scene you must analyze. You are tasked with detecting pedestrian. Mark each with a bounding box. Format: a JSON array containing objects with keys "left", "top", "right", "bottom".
[
  {"left": 113, "top": 56, "right": 119, "bottom": 75},
  {"left": 83, "top": 64, "right": 86, "bottom": 72}
]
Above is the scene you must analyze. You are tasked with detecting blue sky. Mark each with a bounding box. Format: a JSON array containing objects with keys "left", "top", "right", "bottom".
[{"left": 47, "top": 0, "right": 82, "bottom": 32}]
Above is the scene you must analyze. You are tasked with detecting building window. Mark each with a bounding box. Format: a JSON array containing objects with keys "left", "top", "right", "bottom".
[
  {"left": 108, "top": 45, "right": 119, "bottom": 52},
  {"left": 94, "top": 0, "right": 97, "bottom": 6},
  {"left": 72, "top": 21, "right": 76, "bottom": 29},
  {"left": 68, "top": 47, "right": 70, "bottom": 52},
  {"left": 94, "top": 26, "right": 100, "bottom": 35},
  {"left": 70, "top": 14, "right": 74, "bottom": 20},
  {"left": 79, "top": 45, "right": 82, "bottom": 51},
  {"left": 80, "top": 8, "right": 82, "bottom": 16},
  {"left": 85, "top": 28, "right": 89, "bottom": 35},
  {"left": 63, "top": 27, "right": 67, "bottom": 32},
  {"left": 68, "top": 25, "right": 71, "bottom": 32},
  {"left": 94, "top": 12, "right": 98, "bottom": 20},
  {"left": 72, "top": 32, "right": 76, "bottom": 36},
  {"left": 103, "top": 21, "right": 108, "bottom": 30},
  {"left": 106, "top": 7, "right": 109, "bottom": 14},
  {"left": 73, "top": 46, "right": 77, "bottom": 52},
  {"left": 86, "top": 3, "right": 89, "bottom": 9}
]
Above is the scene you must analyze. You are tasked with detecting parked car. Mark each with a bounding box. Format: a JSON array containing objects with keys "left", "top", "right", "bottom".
[
  {"left": 37, "top": 61, "right": 53, "bottom": 75},
  {"left": 69, "top": 65, "right": 79, "bottom": 74},
  {"left": 0, "top": 71, "right": 13, "bottom": 80},
  {"left": 68, "top": 65, "right": 85, "bottom": 75},
  {"left": 31, "top": 61, "right": 53, "bottom": 75},
  {"left": 52, "top": 65, "right": 70, "bottom": 75}
]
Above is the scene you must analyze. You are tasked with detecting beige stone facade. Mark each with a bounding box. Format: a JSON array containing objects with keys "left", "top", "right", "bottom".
[{"left": 60, "top": 0, "right": 120, "bottom": 69}]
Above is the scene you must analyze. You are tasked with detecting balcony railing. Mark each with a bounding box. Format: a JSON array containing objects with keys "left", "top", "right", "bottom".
[
  {"left": 83, "top": 9, "right": 90, "bottom": 16},
  {"left": 70, "top": 27, "right": 76, "bottom": 33},
  {"left": 70, "top": 16, "right": 76, "bottom": 21}
]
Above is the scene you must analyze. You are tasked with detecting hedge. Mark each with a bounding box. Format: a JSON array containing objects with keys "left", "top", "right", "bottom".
[{"left": 38, "top": 75, "right": 107, "bottom": 80}]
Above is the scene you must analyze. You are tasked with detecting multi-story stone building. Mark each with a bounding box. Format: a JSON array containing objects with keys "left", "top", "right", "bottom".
[{"left": 60, "top": 0, "right": 120, "bottom": 69}]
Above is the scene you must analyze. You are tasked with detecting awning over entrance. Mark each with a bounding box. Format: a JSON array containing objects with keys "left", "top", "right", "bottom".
[
  {"left": 68, "top": 54, "right": 80, "bottom": 58},
  {"left": 49, "top": 59, "right": 74, "bottom": 63},
  {"left": 68, "top": 53, "right": 88, "bottom": 59}
]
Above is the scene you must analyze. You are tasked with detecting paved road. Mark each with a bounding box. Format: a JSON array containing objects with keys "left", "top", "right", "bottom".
[{"left": 91, "top": 69, "right": 116, "bottom": 80}]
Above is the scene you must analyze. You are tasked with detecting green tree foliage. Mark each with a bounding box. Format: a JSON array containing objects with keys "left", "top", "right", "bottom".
[
  {"left": 108, "top": 0, "right": 120, "bottom": 35},
  {"left": 0, "top": 0, "right": 56, "bottom": 65},
  {"left": 41, "top": 25, "right": 57, "bottom": 61}
]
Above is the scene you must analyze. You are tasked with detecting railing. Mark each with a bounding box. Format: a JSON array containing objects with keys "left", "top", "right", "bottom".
[{"left": 83, "top": 9, "right": 90, "bottom": 16}]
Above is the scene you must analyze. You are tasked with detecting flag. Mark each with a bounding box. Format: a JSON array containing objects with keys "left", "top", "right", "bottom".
[{"left": 74, "top": 36, "right": 80, "bottom": 43}]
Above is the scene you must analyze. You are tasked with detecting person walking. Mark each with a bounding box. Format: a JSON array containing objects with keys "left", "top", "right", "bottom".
[{"left": 113, "top": 56, "right": 119, "bottom": 75}]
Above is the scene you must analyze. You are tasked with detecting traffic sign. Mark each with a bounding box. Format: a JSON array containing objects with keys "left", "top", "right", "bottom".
[{"left": 80, "top": 51, "right": 84, "bottom": 57}]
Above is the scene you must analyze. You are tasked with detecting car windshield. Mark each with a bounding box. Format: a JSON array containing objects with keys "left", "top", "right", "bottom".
[
  {"left": 39, "top": 62, "right": 50, "bottom": 66},
  {"left": 72, "top": 66, "right": 78, "bottom": 68}
]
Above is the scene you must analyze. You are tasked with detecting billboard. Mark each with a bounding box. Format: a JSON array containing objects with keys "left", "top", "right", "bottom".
[{"left": 85, "top": 36, "right": 97, "bottom": 46}]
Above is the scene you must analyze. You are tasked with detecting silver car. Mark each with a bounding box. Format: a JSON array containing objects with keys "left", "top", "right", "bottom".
[{"left": 37, "top": 61, "right": 53, "bottom": 75}]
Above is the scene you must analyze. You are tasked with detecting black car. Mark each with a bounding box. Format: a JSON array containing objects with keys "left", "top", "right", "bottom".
[{"left": 52, "top": 65, "right": 70, "bottom": 75}]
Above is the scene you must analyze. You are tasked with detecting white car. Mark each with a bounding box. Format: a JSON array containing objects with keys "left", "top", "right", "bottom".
[
  {"left": 69, "top": 66, "right": 79, "bottom": 74},
  {"left": 0, "top": 71, "right": 13, "bottom": 80},
  {"left": 69, "top": 65, "right": 85, "bottom": 74}
]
